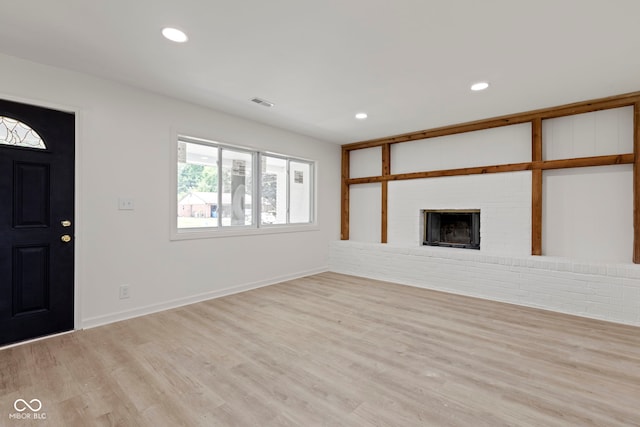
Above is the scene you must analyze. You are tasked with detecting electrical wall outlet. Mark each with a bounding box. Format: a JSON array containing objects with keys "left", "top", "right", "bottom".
[
  {"left": 119, "top": 284, "right": 130, "bottom": 299},
  {"left": 118, "top": 198, "right": 135, "bottom": 210}
]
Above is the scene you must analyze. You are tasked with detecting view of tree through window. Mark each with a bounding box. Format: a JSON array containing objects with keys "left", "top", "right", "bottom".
[{"left": 177, "top": 138, "right": 314, "bottom": 232}]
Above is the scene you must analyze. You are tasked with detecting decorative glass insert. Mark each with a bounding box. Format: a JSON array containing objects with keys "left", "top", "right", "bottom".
[{"left": 0, "top": 116, "right": 46, "bottom": 149}]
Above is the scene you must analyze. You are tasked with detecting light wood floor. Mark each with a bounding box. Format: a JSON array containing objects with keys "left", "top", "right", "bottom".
[{"left": 1, "top": 272, "right": 640, "bottom": 426}]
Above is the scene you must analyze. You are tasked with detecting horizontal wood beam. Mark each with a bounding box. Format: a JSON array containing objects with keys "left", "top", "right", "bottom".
[
  {"left": 346, "top": 162, "right": 532, "bottom": 185},
  {"left": 345, "top": 153, "right": 635, "bottom": 186},
  {"left": 536, "top": 153, "right": 634, "bottom": 170},
  {"left": 345, "top": 177, "right": 382, "bottom": 185},
  {"left": 344, "top": 91, "right": 640, "bottom": 151},
  {"left": 390, "top": 162, "right": 533, "bottom": 181}
]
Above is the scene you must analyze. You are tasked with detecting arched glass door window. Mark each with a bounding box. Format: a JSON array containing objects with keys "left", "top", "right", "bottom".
[{"left": 0, "top": 116, "right": 46, "bottom": 149}]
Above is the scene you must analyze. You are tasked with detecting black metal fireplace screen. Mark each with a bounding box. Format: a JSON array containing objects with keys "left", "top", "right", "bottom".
[{"left": 423, "top": 210, "right": 480, "bottom": 249}]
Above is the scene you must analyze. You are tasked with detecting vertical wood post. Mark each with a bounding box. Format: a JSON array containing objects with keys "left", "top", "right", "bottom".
[
  {"left": 381, "top": 181, "right": 388, "bottom": 243},
  {"left": 381, "top": 144, "right": 390, "bottom": 243},
  {"left": 531, "top": 118, "right": 543, "bottom": 256},
  {"left": 633, "top": 103, "right": 640, "bottom": 263},
  {"left": 341, "top": 148, "right": 350, "bottom": 240}
]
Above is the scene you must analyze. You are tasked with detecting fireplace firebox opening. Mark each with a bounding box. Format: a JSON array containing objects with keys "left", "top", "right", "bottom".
[{"left": 422, "top": 210, "right": 480, "bottom": 250}]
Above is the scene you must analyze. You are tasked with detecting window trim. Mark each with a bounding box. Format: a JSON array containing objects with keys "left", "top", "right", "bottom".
[{"left": 171, "top": 133, "right": 317, "bottom": 241}]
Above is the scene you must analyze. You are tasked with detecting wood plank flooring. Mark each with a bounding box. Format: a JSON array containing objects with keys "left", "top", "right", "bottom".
[{"left": 1, "top": 272, "right": 640, "bottom": 426}]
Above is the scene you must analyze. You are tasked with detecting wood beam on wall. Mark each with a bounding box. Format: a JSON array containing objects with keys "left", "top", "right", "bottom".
[
  {"left": 345, "top": 154, "right": 634, "bottom": 186},
  {"left": 346, "top": 162, "right": 533, "bottom": 185},
  {"left": 341, "top": 148, "right": 350, "bottom": 240},
  {"left": 531, "top": 118, "right": 543, "bottom": 256},
  {"left": 381, "top": 144, "right": 390, "bottom": 243},
  {"left": 537, "top": 154, "right": 634, "bottom": 170},
  {"left": 634, "top": 102, "right": 640, "bottom": 263},
  {"left": 381, "top": 182, "right": 388, "bottom": 243}
]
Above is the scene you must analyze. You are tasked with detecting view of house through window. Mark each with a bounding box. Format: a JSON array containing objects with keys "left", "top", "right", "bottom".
[
  {"left": 177, "top": 141, "right": 219, "bottom": 228},
  {"left": 177, "top": 137, "right": 314, "bottom": 232}
]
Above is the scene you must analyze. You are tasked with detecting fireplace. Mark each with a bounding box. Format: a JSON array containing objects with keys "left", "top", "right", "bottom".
[{"left": 423, "top": 210, "right": 480, "bottom": 249}]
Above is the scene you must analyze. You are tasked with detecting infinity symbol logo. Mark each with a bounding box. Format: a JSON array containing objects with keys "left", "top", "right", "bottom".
[{"left": 13, "top": 399, "right": 42, "bottom": 412}]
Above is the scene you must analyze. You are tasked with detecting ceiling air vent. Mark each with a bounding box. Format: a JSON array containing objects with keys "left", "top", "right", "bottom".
[{"left": 251, "top": 97, "right": 275, "bottom": 108}]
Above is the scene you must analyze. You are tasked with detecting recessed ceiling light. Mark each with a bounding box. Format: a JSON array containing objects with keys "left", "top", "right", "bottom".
[
  {"left": 355, "top": 112, "right": 368, "bottom": 120},
  {"left": 162, "top": 27, "right": 188, "bottom": 43},
  {"left": 471, "top": 82, "right": 490, "bottom": 91}
]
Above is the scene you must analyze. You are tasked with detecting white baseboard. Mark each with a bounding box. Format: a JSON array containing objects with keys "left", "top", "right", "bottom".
[{"left": 81, "top": 266, "right": 328, "bottom": 330}]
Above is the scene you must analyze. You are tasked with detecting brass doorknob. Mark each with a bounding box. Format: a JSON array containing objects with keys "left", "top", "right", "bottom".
[{"left": 61, "top": 235, "right": 72, "bottom": 243}]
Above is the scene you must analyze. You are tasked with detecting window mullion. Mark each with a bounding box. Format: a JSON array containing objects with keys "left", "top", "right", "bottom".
[
  {"left": 286, "top": 159, "right": 290, "bottom": 225},
  {"left": 255, "top": 152, "right": 261, "bottom": 228},
  {"left": 217, "top": 146, "right": 222, "bottom": 228}
]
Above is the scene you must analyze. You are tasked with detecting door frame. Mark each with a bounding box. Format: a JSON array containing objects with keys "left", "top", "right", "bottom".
[{"left": 0, "top": 92, "right": 82, "bottom": 340}]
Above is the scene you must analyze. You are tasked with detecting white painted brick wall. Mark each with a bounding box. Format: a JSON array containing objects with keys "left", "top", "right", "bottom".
[
  {"left": 387, "top": 171, "right": 531, "bottom": 256},
  {"left": 329, "top": 240, "right": 640, "bottom": 327}
]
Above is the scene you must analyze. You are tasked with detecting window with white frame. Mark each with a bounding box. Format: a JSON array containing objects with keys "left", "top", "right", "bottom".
[{"left": 177, "top": 136, "right": 314, "bottom": 232}]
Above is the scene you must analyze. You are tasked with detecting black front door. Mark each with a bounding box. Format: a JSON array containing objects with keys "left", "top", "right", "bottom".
[{"left": 0, "top": 98, "right": 75, "bottom": 346}]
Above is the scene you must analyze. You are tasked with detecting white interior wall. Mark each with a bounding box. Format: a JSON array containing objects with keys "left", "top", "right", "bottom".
[{"left": 0, "top": 53, "right": 341, "bottom": 328}]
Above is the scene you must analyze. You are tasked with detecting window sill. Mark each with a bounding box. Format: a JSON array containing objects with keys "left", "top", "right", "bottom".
[{"left": 170, "top": 223, "right": 319, "bottom": 241}]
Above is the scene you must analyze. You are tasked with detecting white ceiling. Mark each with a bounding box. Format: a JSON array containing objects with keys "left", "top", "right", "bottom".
[{"left": 1, "top": 1, "right": 639, "bottom": 144}]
